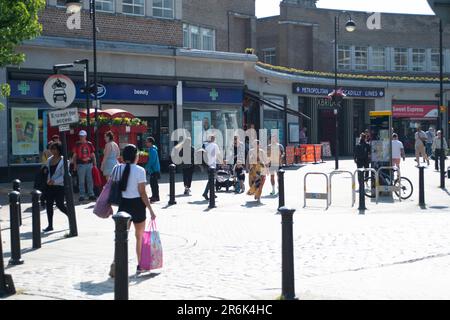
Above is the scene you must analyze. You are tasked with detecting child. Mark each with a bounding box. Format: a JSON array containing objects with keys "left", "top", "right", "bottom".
[{"left": 233, "top": 163, "right": 245, "bottom": 193}]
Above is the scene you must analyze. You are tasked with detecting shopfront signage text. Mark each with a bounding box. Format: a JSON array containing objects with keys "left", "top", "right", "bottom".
[
  {"left": 48, "top": 108, "right": 80, "bottom": 127},
  {"left": 293, "top": 83, "right": 385, "bottom": 98},
  {"left": 392, "top": 105, "right": 438, "bottom": 118}
]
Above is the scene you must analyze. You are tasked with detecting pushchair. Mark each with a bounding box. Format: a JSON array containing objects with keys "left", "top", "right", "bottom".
[{"left": 215, "top": 163, "right": 235, "bottom": 192}]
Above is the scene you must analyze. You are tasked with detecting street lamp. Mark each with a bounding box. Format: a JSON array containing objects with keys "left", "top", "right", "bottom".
[
  {"left": 438, "top": 19, "right": 446, "bottom": 189},
  {"left": 333, "top": 12, "right": 356, "bottom": 170},
  {"left": 66, "top": 0, "right": 100, "bottom": 163},
  {"left": 74, "top": 59, "right": 91, "bottom": 141}
]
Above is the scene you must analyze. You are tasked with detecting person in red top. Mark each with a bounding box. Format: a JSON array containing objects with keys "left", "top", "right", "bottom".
[{"left": 72, "top": 130, "right": 97, "bottom": 202}]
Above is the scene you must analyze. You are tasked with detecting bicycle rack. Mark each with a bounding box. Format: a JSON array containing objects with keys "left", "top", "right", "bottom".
[
  {"left": 329, "top": 170, "right": 355, "bottom": 207},
  {"left": 375, "top": 166, "right": 402, "bottom": 204},
  {"left": 353, "top": 168, "right": 377, "bottom": 199},
  {"left": 304, "top": 172, "right": 330, "bottom": 210}
]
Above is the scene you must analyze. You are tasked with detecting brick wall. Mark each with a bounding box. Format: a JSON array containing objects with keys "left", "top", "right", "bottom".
[{"left": 39, "top": 7, "right": 183, "bottom": 47}]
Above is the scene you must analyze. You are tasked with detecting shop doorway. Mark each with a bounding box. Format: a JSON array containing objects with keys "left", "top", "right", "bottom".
[{"left": 319, "top": 109, "right": 337, "bottom": 155}]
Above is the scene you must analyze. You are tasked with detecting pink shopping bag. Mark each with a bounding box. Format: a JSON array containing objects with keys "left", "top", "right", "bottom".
[
  {"left": 140, "top": 220, "right": 163, "bottom": 271},
  {"left": 93, "top": 179, "right": 113, "bottom": 218}
]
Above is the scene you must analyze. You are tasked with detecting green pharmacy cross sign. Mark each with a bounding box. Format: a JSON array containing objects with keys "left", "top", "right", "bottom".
[
  {"left": 18, "top": 81, "right": 30, "bottom": 96},
  {"left": 209, "top": 88, "right": 219, "bottom": 101}
]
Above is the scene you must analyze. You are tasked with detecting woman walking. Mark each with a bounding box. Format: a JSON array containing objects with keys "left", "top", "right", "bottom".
[
  {"left": 246, "top": 140, "right": 268, "bottom": 203},
  {"left": 111, "top": 144, "right": 156, "bottom": 276},
  {"left": 101, "top": 131, "right": 120, "bottom": 180},
  {"left": 181, "top": 138, "right": 196, "bottom": 195},
  {"left": 43, "top": 142, "right": 69, "bottom": 232}
]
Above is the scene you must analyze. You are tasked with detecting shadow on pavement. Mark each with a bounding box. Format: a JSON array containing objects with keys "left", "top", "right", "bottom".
[
  {"left": 188, "top": 200, "right": 209, "bottom": 205},
  {"left": 130, "top": 272, "right": 161, "bottom": 285},
  {"left": 78, "top": 279, "right": 114, "bottom": 296},
  {"left": 242, "top": 201, "right": 265, "bottom": 208}
]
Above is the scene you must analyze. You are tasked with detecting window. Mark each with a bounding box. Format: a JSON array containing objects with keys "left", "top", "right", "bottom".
[
  {"left": 153, "top": 0, "right": 174, "bottom": 18},
  {"left": 338, "top": 45, "right": 351, "bottom": 70},
  {"left": 393, "top": 48, "right": 408, "bottom": 71},
  {"left": 56, "top": 0, "right": 67, "bottom": 7},
  {"left": 96, "top": 0, "right": 114, "bottom": 13},
  {"left": 354, "top": 46, "right": 368, "bottom": 70},
  {"left": 122, "top": 0, "right": 144, "bottom": 16},
  {"left": 431, "top": 49, "right": 442, "bottom": 72},
  {"left": 371, "top": 47, "right": 385, "bottom": 71},
  {"left": 412, "top": 48, "right": 426, "bottom": 72},
  {"left": 183, "top": 24, "right": 216, "bottom": 51},
  {"left": 262, "top": 48, "right": 276, "bottom": 65}
]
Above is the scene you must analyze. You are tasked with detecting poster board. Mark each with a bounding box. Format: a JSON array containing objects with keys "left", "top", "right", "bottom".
[
  {"left": 321, "top": 141, "right": 332, "bottom": 157},
  {"left": 288, "top": 123, "right": 300, "bottom": 144},
  {"left": 11, "top": 108, "right": 39, "bottom": 156}
]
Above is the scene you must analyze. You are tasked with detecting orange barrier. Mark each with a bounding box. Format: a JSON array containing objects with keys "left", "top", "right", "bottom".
[
  {"left": 286, "top": 144, "right": 322, "bottom": 164},
  {"left": 285, "top": 146, "right": 295, "bottom": 165}
]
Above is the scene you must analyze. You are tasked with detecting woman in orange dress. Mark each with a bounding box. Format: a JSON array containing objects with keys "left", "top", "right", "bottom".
[{"left": 246, "top": 140, "right": 268, "bottom": 202}]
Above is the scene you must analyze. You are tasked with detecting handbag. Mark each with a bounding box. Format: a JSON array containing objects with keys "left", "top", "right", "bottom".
[
  {"left": 140, "top": 220, "right": 163, "bottom": 271},
  {"left": 92, "top": 166, "right": 103, "bottom": 188},
  {"left": 108, "top": 165, "right": 122, "bottom": 206},
  {"left": 93, "top": 178, "right": 113, "bottom": 218}
]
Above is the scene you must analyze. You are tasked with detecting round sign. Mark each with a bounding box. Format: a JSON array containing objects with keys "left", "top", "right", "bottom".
[{"left": 43, "top": 74, "right": 76, "bottom": 109}]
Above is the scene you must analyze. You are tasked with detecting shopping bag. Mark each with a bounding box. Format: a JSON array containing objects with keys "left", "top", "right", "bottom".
[
  {"left": 93, "top": 179, "right": 113, "bottom": 219},
  {"left": 92, "top": 166, "right": 103, "bottom": 188},
  {"left": 108, "top": 165, "right": 122, "bottom": 206},
  {"left": 140, "top": 220, "right": 163, "bottom": 271}
]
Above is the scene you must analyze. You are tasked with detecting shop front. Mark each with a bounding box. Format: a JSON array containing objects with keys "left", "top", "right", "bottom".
[
  {"left": 392, "top": 102, "right": 439, "bottom": 154},
  {"left": 2, "top": 74, "right": 176, "bottom": 181}
]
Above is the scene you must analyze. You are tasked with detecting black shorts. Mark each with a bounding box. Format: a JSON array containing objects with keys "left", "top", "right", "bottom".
[
  {"left": 118, "top": 198, "right": 146, "bottom": 223},
  {"left": 235, "top": 168, "right": 246, "bottom": 182}
]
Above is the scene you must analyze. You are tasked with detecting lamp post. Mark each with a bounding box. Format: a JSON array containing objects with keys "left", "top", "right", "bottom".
[
  {"left": 66, "top": 0, "right": 100, "bottom": 164},
  {"left": 333, "top": 12, "right": 356, "bottom": 170},
  {"left": 74, "top": 59, "right": 91, "bottom": 141},
  {"left": 438, "top": 19, "right": 446, "bottom": 189}
]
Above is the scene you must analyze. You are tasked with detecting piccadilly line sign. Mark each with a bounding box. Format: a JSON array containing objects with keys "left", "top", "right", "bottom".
[{"left": 293, "top": 83, "right": 385, "bottom": 98}]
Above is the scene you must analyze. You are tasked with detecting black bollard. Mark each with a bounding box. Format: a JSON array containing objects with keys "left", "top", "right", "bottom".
[
  {"left": 8, "top": 191, "right": 23, "bottom": 266},
  {"left": 113, "top": 212, "right": 131, "bottom": 300},
  {"left": 31, "top": 190, "right": 42, "bottom": 249},
  {"left": 12, "top": 179, "right": 22, "bottom": 226},
  {"left": 358, "top": 170, "right": 367, "bottom": 212},
  {"left": 278, "top": 169, "right": 285, "bottom": 209},
  {"left": 419, "top": 166, "right": 425, "bottom": 207},
  {"left": 0, "top": 221, "right": 16, "bottom": 297},
  {"left": 279, "top": 207, "right": 297, "bottom": 300},
  {"left": 208, "top": 167, "right": 216, "bottom": 209},
  {"left": 168, "top": 164, "right": 177, "bottom": 205}
]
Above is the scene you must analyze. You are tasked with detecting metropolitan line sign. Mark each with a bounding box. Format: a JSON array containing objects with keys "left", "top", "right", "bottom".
[
  {"left": 293, "top": 83, "right": 385, "bottom": 98},
  {"left": 48, "top": 107, "right": 79, "bottom": 127}
]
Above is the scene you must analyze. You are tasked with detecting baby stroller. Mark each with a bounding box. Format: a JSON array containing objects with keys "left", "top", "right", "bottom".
[{"left": 215, "top": 163, "right": 235, "bottom": 192}]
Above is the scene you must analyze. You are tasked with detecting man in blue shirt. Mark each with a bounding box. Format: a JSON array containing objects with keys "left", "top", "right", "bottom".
[{"left": 145, "top": 137, "right": 161, "bottom": 203}]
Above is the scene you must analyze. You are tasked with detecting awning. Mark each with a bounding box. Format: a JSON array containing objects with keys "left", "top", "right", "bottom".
[{"left": 244, "top": 90, "right": 311, "bottom": 121}]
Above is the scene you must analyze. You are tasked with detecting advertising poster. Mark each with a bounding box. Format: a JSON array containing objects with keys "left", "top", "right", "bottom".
[
  {"left": 192, "top": 111, "right": 211, "bottom": 149},
  {"left": 11, "top": 108, "right": 39, "bottom": 156}
]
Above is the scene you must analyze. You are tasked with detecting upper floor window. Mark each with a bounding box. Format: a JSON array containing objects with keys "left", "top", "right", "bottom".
[
  {"left": 262, "top": 48, "right": 276, "bottom": 65},
  {"left": 338, "top": 45, "right": 351, "bottom": 70},
  {"left": 96, "top": 0, "right": 115, "bottom": 13},
  {"left": 122, "top": 0, "right": 144, "bottom": 16},
  {"left": 354, "top": 46, "right": 368, "bottom": 70},
  {"left": 183, "top": 24, "right": 216, "bottom": 51},
  {"left": 393, "top": 48, "right": 408, "bottom": 71},
  {"left": 56, "top": 0, "right": 67, "bottom": 7},
  {"left": 153, "top": 0, "right": 174, "bottom": 18},
  {"left": 431, "top": 49, "right": 442, "bottom": 72},
  {"left": 371, "top": 47, "right": 385, "bottom": 71},
  {"left": 411, "top": 48, "right": 426, "bottom": 72}
]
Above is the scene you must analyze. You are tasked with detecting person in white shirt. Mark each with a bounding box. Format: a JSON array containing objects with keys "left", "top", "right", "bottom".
[
  {"left": 415, "top": 126, "right": 430, "bottom": 166},
  {"left": 202, "top": 135, "right": 221, "bottom": 200},
  {"left": 392, "top": 133, "right": 405, "bottom": 168}
]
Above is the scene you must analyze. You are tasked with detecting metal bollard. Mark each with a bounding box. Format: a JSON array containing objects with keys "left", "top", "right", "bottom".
[
  {"left": 8, "top": 191, "right": 23, "bottom": 266},
  {"left": 208, "top": 167, "right": 216, "bottom": 209},
  {"left": 279, "top": 207, "right": 297, "bottom": 300},
  {"left": 168, "top": 164, "right": 177, "bottom": 205},
  {"left": 113, "top": 212, "right": 131, "bottom": 300},
  {"left": 278, "top": 169, "right": 285, "bottom": 209},
  {"left": 358, "top": 170, "right": 367, "bottom": 212},
  {"left": 12, "top": 179, "right": 22, "bottom": 226},
  {"left": 0, "top": 221, "right": 16, "bottom": 297},
  {"left": 419, "top": 166, "right": 425, "bottom": 207},
  {"left": 31, "top": 190, "right": 42, "bottom": 249}
]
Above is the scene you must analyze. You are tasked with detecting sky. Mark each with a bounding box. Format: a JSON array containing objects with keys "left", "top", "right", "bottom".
[{"left": 256, "top": 0, "right": 435, "bottom": 18}]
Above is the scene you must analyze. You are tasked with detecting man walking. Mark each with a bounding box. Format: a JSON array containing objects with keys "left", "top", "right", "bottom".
[
  {"left": 425, "top": 127, "right": 435, "bottom": 158},
  {"left": 72, "top": 130, "right": 96, "bottom": 202},
  {"left": 415, "top": 126, "right": 430, "bottom": 166},
  {"left": 432, "top": 130, "right": 448, "bottom": 171},
  {"left": 202, "top": 135, "right": 220, "bottom": 201},
  {"left": 145, "top": 137, "right": 161, "bottom": 203},
  {"left": 354, "top": 133, "right": 371, "bottom": 178},
  {"left": 268, "top": 134, "right": 285, "bottom": 195},
  {"left": 392, "top": 133, "right": 406, "bottom": 168}
]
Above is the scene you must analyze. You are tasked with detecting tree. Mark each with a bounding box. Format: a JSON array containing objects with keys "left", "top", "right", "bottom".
[{"left": 0, "top": 0, "right": 45, "bottom": 109}]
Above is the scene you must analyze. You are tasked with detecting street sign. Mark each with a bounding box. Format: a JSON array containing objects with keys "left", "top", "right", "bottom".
[
  {"left": 48, "top": 107, "right": 79, "bottom": 127},
  {"left": 59, "top": 124, "right": 71, "bottom": 132},
  {"left": 43, "top": 74, "right": 76, "bottom": 109}
]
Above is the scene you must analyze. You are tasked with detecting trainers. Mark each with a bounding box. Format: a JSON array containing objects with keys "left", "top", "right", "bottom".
[
  {"left": 136, "top": 265, "right": 144, "bottom": 275},
  {"left": 43, "top": 226, "right": 54, "bottom": 232},
  {"left": 270, "top": 191, "right": 276, "bottom": 196},
  {"left": 203, "top": 194, "right": 209, "bottom": 201},
  {"left": 184, "top": 189, "right": 190, "bottom": 196}
]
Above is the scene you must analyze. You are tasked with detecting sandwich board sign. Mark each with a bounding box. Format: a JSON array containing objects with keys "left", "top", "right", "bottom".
[{"left": 43, "top": 74, "right": 76, "bottom": 109}]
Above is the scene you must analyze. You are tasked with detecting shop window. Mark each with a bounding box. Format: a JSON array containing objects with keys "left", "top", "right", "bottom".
[
  {"left": 338, "top": 45, "right": 351, "bottom": 71},
  {"left": 412, "top": 48, "right": 426, "bottom": 72},
  {"left": 431, "top": 48, "right": 442, "bottom": 72},
  {"left": 262, "top": 48, "right": 276, "bottom": 65},
  {"left": 393, "top": 48, "right": 408, "bottom": 71},
  {"left": 354, "top": 46, "right": 368, "bottom": 71},
  {"left": 122, "top": 0, "right": 144, "bottom": 16},
  {"left": 56, "top": 0, "right": 68, "bottom": 7},
  {"left": 371, "top": 47, "right": 386, "bottom": 71},
  {"left": 96, "top": 0, "right": 115, "bottom": 13},
  {"left": 153, "top": 0, "right": 174, "bottom": 19}
]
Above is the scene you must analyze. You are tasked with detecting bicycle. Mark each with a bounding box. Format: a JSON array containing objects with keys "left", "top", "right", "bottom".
[{"left": 363, "top": 167, "right": 414, "bottom": 200}]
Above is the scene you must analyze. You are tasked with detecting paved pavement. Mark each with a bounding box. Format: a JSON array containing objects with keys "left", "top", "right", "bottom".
[{"left": 1, "top": 157, "right": 450, "bottom": 300}]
